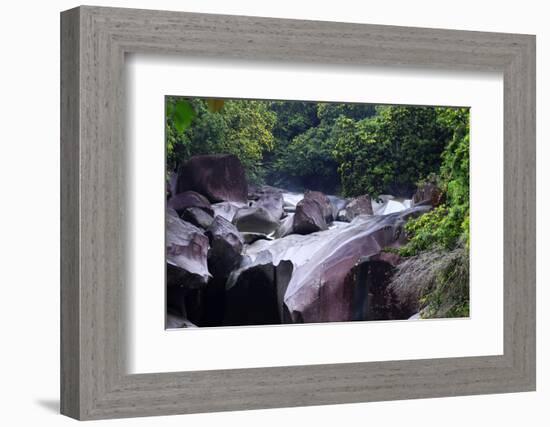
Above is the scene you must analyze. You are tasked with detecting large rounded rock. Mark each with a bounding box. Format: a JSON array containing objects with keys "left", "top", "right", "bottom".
[
  {"left": 292, "top": 191, "right": 332, "bottom": 235},
  {"left": 304, "top": 191, "right": 333, "bottom": 222},
  {"left": 180, "top": 207, "right": 214, "bottom": 230},
  {"left": 233, "top": 206, "right": 280, "bottom": 234},
  {"left": 233, "top": 186, "right": 284, "bottom": 235},
  {"left": 167, "top": 191, "right": 213, "bottom": 216},
  {"left": 166, "top": 208, "right": 211, "bottom": 288},
  {"left": 176, "top": 154, "right": 248, "bottom": 203},
  {"left": 250, "top": 186, "right": 285, "bottom": 220}
]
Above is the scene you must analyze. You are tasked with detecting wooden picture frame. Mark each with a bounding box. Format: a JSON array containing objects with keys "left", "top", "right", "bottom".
[{"left": 60, "top": 5, "right": 536, "bottom": 420}]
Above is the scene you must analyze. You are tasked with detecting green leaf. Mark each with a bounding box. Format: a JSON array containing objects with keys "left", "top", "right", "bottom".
[{"left": 173, "top": 100, "right": 196, "bottom": 134}]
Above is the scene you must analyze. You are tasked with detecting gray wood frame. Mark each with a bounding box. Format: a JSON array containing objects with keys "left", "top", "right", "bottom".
[{"left": 60, "top": 5, "right": 536, "bottom": 420}]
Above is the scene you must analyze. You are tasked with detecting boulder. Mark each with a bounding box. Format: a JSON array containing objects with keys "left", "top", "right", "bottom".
[
  {"left": 166, "top": 208, "right": 211, "bottom": 288},
  {"left": 285, "top": 207, "right": 430, "bottom": 323},
  {"left": 348, "top": 252, "right": 403, "bottom": 321},
  {"left": 167, "top": 190, "right": 213, "bottom": 216},
  {"left": 336, "top": 195, "right": 372, "bottom": 222},
  {"left": 180, "top": 207, "right": 214, "bottom": 230},
  {"left": 412, "top": 182, "right": 444, "bottom": 207},
  {"left": 292, "top": 191, "right": 332, "bottom": 235},
  {"left": 198, "top": 216, "right": 244, "bottom": 326},
  {"left": 226, "top": 206, "right": 430, "bottom": 325},
  {"left": 206, "top": 216, "right": 244, "bottom": 278},
  {"left": 233, "top": 206, "right": 281, "bottom": 234},
  {"left": 225, "top": 257, "right": 294, "bottom": 326},
  {"left": 304, "top": 190, "right": 333, "bottom": 222},
  {"left": 176, "top": 154, "right": 248, "bottom": 203},
  {"left": 233, "top": 187, "right": 284, "bottom": 235},
  {"left": 251, "top": 186, "right": 285, "bottom": 220},
  {"left": 293, "top": 198, "right": 327, "bottom": 235}
]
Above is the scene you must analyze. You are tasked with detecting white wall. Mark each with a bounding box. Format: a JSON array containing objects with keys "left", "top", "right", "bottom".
[{"left": 0, "top": 0, "right": 546, "bottom": 425}]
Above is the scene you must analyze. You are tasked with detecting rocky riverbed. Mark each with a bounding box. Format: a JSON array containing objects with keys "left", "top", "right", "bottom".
[{"left": 166, "top": 153, "right": 438, "bottom": 328}]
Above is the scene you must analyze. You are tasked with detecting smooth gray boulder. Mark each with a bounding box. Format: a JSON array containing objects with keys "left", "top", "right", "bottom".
[
  {"left": 233, "top": 186, "right": 284, "bottom": 234},
  {"left": 233, "top": 206, "right": 280, "bottom": 234},
  {"left": 181, "top": 207, "right": 214, "bottom": 230}
]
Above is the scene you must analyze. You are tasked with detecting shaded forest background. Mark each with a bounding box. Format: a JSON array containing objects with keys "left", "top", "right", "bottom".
[{"left": 166, "top": 97, "right": 470, "bottom": 316}]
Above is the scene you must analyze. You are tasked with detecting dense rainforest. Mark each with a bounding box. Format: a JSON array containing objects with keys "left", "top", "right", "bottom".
[{"left": 166, "top": 97, "right": 470, "bottom": 323}]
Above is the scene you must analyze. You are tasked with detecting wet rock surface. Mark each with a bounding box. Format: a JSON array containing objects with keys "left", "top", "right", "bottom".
[
  {"left": 166, "top": 208, "right": 210, "bottom": 288},
  {"left": 165, "top": 155, "right": 434, "bottom": 328}
]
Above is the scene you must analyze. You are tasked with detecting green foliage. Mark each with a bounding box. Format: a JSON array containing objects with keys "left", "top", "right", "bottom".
[
  {"left": 165, "top": 97, "right": 470, "bottom": 319},
  {"left": 166, "top": 97, "right": 275, "bottom": 183},
  {"left": 333, "top": 106, "right": 451, "bottom": 198},
  {"left": 272, "top": 125, "right": 340, "bottom": 191},
  {"left": 267, "top": 102, "right": 377, "bottom": 191},
  {"left": 400, "top": 107, "right": 470, "bottom": 255},
  {"left": 316, "top": 102, "right": 376, "bottom": 123}
]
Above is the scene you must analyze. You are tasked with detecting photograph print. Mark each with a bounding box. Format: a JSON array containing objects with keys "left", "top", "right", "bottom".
[{"left": 165, "top": 97, "right": 470, "bottom": 329}]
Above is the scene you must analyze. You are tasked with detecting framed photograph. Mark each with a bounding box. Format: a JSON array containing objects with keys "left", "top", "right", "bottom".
[{"left": 60, "top": 6, "right": 536, "bottom": 420}]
